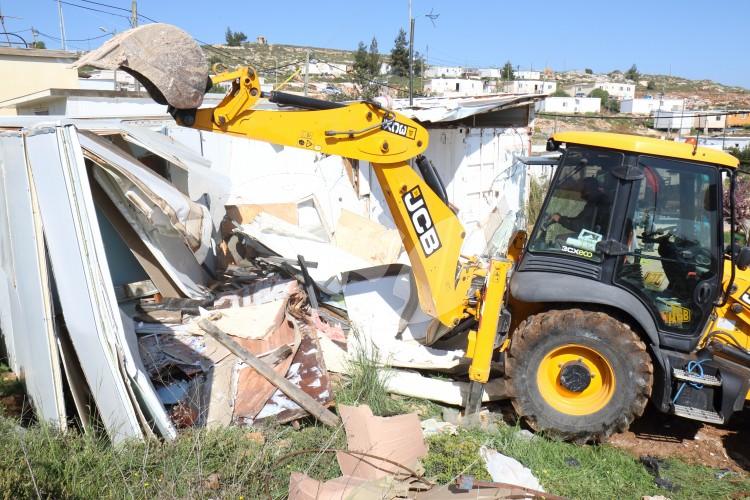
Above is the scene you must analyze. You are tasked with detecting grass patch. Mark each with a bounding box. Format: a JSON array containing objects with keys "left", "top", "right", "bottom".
[
  {"left": 424, "top": 425, "right": 750, "bottom": 499},
  {"left": 0, "top": 417, "right": 345, "bottom": 499}
]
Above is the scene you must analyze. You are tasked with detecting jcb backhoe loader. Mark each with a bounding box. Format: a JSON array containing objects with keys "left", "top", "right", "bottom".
[{"left": 79, "top": 23, "right": 750, "bottom": 441}]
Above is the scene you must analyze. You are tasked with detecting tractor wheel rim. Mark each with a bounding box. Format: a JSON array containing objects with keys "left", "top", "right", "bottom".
[{"left": 536, "top": 343, "right": 616, "bottom": 416}]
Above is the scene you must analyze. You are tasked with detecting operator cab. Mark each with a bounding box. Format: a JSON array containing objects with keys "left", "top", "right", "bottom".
[{"left": 519, "top": 133, "right": 727, "bottom": 350}]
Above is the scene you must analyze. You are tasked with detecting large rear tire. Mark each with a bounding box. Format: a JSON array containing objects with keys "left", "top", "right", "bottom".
[{"left": 506, "top": 309, "right": 653, "bottom": 442}]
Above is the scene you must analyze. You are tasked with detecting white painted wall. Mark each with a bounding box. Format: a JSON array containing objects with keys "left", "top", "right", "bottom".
[
  {"left": 425, "top": 78, "right": 485, "bottom": 97},
  {"left": 424, "top": 66, "right": 464, "bottom": 78},
  {"left": 621, "top": 98, "right": 684, "bottom": 114},
  {"left": 361, "top": 127, "right": 530, "bottom": 254},
  {"left": 505, "top": 80, "right": 556, "bottom": 94},
  {"left": 594, "top": 81, "right": 635, "bottom": 100},
  {"left": 515, "top": 70, "right": 541, "bottom": 80},
  {"left": 537, "top": 97, "right": 601, "bottom": 113}
]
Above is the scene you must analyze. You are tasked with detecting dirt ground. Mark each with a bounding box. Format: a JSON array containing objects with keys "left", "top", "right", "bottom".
[{"left": 608, "top": 405, "right": 750, "bottom": 472}]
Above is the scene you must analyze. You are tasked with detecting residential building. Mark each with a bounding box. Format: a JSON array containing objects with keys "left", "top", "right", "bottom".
[
  {"left": 504, "top": 80, "right": 556, "bottom": 94},
  {"left": 301, "top": 62, "right": 347, "bottom": 77},
  {"left": 0, "top": 47, "right": 80, "bottom": 115},
  {"left": 695, "top": 111, "right": 727, "bottom": 131},
  {"left": 620, "top": 97, "right": 684, "bottom": 115},
  {"left": 537, "top": 97, "right": 601, "bottom": 114},
  {"left": 652, "top": 110, "right": 694, "bottom": 134},
  {"left": 594, "top": 81, "right": 635, "bottom": 100},
  {"left": 425, "top": 78, "right": 484, "bottom": 97},
  {"left": 728, "top": 112, "right": 750, "bottom": 128},
  {"left": 566, "top": 84, "right": 596, "bottom": 97},
  {"left": 424, "top": 65, "right": 464, "bottom": 78},
  {"left": 479, "top": 68, "right": 501, "bottom": 79},
  {"left": 515, "top": 70, "right": 541, "bottom": 80},
  {"left": 78, "top": 69, "right": 137, "bottom": 91},
  {"left": 1, "top": 88, "right": 223, "bottom": 117}
]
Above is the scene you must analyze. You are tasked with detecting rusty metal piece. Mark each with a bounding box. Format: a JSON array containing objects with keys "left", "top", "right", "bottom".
[{"left": 74, "top": 23, "right": 208, "bottom": 109}]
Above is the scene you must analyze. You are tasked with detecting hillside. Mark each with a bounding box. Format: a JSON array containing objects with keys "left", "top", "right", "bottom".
[{"left": 202, "top": 42, "right": 355, "bottom": 75}]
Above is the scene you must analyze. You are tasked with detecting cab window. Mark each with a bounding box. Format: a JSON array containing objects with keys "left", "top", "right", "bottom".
[
  {"left": 615, "top": 156, "right": 720, "bottom": 332},
  {"left": 528, "top": 148, "right": 623, "bottom": 262}
]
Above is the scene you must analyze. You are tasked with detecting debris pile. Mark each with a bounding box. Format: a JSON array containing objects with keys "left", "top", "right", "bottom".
[{"left": 0, "top": 121, "right": 513, "bottom": 444}]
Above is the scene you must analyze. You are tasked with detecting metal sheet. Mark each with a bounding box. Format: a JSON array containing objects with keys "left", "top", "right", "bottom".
[
  {"left": 0, "top": 131, "right": 66, "bottom": 427},
  {"left": 78, "top": 131, "right": 210, "bottom": 299},
  {"left": 26, "top": 126, "right": 143, "bottom": 442}
]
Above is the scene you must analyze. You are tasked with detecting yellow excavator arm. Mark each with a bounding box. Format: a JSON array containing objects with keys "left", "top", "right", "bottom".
[
  {"left": 177, "top": 66, "right": 478, "bottom": 328},
  {"left": 76, "top": 23, "right": 508, "bottom": 409}
]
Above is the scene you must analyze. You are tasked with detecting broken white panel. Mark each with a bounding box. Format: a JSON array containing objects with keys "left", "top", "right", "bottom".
[
  {"left": 165, "top": 127, "right": 365, "bottom": 230},
  {"left": 383, "top": 370, "right": 495, "bottom": 406},
  {"left": 480, "top": 446, "right": 545, "bottom": 492},
  {"left": 342, "top": 268, "right": 463, "bottom": 369},
  {"left": 362, "top": 127, "right": 529, "bottom": 251},
  {"left": 26, "top": 125, "right": 142, "bottom": 443},
  {"left": 0, "top": 132, "right": 66, "bottom": 428},
  {"left": 78, "top": 131, "right": 210, "bottom": 299},
  {"left": 120, "top": 124, "right": 231, "bottom": 226},
  {"left": 236, "top": 213, "right": 372, "bottom": 288}
]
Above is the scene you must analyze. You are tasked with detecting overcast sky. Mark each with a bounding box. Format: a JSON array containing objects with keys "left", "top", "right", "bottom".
[{"left": 4, "top": 0, "right": 748, "bottom": 89}]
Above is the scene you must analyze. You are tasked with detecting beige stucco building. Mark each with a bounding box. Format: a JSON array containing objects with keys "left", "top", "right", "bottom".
[{"left": 0, "top": 47, "right": 80, "bottom": 115}]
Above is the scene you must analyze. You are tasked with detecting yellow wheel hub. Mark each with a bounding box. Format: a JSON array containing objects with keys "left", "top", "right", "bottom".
[{"left": 536, "top": 344, "right": 616, "bottom": 416}]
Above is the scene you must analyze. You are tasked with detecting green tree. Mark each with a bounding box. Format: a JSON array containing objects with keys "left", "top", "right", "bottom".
[
  {"left": 551, "top": 89, "right": 570, "bottom": 97},
  {"left": 413, "top": 51, "right": 425, "bottom": 77},
  {"left": 584, "top": 68, "right": 593, "bottom": 74},
  {"left": 646, "top": 80, "right": 656, "bottom": 90},
  {"left": 501, "top": 61, "right": 514, "bottom": 80},
  {"left": 390, "top": 28, "right": 409, "bottom": 77},
  {"left": 589, "top": 87, "right": 619, "bottom": 112},
  {"left": 367, "top": 37, "right": 380, "bottom": 76},
  {"left": 353, "top": 39, "right": 381, "bottom": 99},
  {"left": 225, "top": 27, "right": 247, "bottom": 46},
  {"left": 30, "top": 40, "right": 46, "bottom": 49},
  {"left": 624, "top": 64, "right": 639, "bottom": 81}
]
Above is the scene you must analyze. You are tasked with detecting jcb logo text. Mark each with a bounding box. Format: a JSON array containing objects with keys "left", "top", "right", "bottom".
[{"left": 403, "top": 187, "right": 442, "bottom": 256}]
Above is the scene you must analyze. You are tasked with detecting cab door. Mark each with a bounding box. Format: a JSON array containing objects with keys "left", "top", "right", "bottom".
[{"left": 613, "top": 155, "right": 722, "bottom": 350}]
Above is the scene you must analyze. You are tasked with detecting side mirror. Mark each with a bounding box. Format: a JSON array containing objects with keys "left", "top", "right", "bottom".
[{"left": 737, "top": 246, "right": 750, "bottom": 271}]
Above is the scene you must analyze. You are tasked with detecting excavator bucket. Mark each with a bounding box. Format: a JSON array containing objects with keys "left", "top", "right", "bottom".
[{"left": 73, "top": 23, "right": 209, "bottom": 110}]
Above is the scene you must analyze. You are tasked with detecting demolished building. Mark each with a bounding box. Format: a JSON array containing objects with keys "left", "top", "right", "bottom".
[{"left": 0, "top": 92, "right": 542, "bottom": 442}]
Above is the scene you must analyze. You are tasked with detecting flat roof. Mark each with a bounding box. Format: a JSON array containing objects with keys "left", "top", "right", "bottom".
[
  {"left": 552, "top": 131, "right": 739, "bottom": 168},
  {"left": 0, "top": 47, "right": 79, "bottom": 60},
  {"left": 0, "top": 88, "right": 151, "bottom": 108}
]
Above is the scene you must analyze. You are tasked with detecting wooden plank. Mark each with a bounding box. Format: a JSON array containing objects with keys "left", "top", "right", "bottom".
[{"left": 198, "top": 318, "right": 341, "bottom": 427}]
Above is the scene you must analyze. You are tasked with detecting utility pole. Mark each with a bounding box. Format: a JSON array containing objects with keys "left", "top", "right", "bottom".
[
  {"left": 57, "top": 0, "right": 66, "bottom": 50},
  {"left": 304, "top": 49, "right": 310, "bottom": 96},
  {"left": 130, "top": 0, "right": 138, "bottom": 28},
  {"left": 131, "top": 1, "right": 140, "bottom": 93},
  {"left": 408, "top": 17, "right": 415, "bottom": 105}
]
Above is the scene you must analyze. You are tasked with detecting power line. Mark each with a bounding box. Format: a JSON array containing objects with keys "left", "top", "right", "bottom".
[
  {"left": 36, "top": 29, "right": 110, "bottom": 42},
  {"left": 75, "top": 0, "right": 130, "bottom": 13},
  {"left": 54, "top": 0, "right": 131, "bottom": 20}
]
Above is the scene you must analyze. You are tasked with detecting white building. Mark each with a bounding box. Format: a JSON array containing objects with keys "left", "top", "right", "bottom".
[
  {"left": 1, "top": 88, "right": 223, "bottom": 117},
  {"left": 425, "top": 78, "right": 484, "bottom": 97},
  {"left": 652, "top": 110, "right": 694, "bottom": 133},
  {"left": 695, "top": 111, "right": 727, "bottom": 131},
  {"left": 505, "top": 80, "right": 556, "bottom": 94},
  {"left": 515, "top": 70, "right": 541, "bottom": 81},
  {"left": 537, "top": 97, "right": 601, "bottom": 114},
  {"left": 479, "top": 68, "right": 501, "bottom": 79},
  {"left": 620, "top": 97, "right": 685, "bottom": 115},
  {"left": 302, "top": 62, "right": 348, "bottom": 77},
  {"left": 424, "top": 65, "right": 464, "bottom": 78},
  {"left": 594, "top": 81, "right": 635, "bottom": 100}
]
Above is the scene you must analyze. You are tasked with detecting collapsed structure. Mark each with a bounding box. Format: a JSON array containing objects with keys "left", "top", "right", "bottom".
[{"left": 0, "top": 85, "right": 538, "bottom": 442}]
